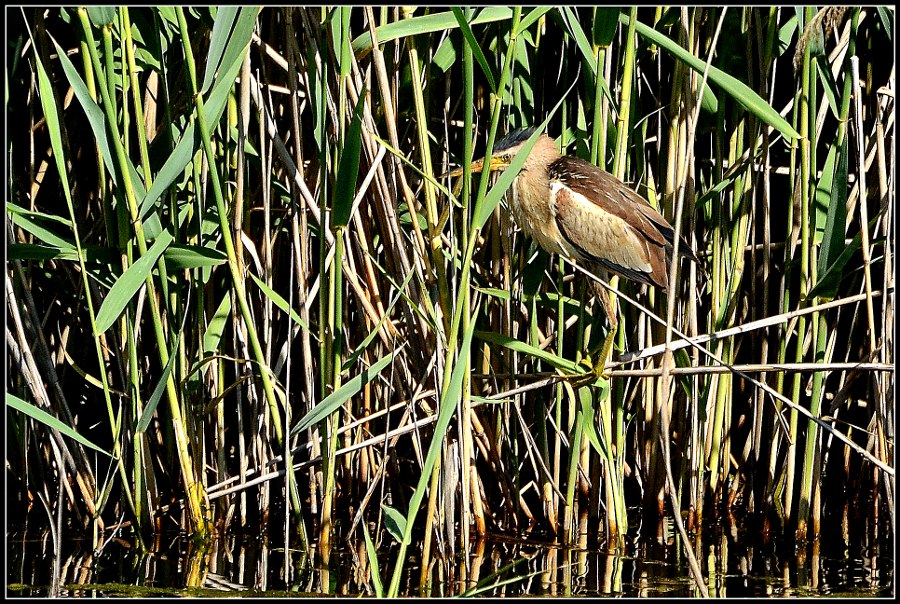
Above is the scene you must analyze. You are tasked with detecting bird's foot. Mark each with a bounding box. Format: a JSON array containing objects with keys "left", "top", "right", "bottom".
[
  {"left": 590, "top": 327, "right": 618, "bottom": 380},
  {"left": 568, "top": 351, "right": 611, "bottom": 388},
  {"left": 592, "top": 355, "right": 612, "bottom": 380},
  {"left": 567, "top": 328, "right": 618, "bottom": 387}
]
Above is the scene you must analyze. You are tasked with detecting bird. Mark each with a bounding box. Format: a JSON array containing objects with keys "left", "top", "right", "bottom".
[{"left": 449, "top": 127, "right": 700, "bottom": 376}]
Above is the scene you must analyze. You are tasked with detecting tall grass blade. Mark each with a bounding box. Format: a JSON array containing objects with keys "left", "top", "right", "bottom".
[
  {"left": 9, "top": 214, "right": 75, "bottom": 250},
  {"left": 381, "top": 504, "right": 407, "bottom": 543},
  {"left": 474, "top": 330, "right": 580, "bottom": 373},
  {"left": 361, "top": 520, "right": 384, "bottom": 597},
  {"left": 387, "top": 318, "right": 477, "bottom": 596},
  {"left": 351, "top": 7, "right": 513, "bottom": 55},
  {"left": 95, "top": 229, "right": 173, "bottom": 333},
  {"left": 249, "top": 272, "right": 312, "bottom": 331},
  {"left": 202, "top": 294, "right": 232, "bottom": 356},
  {"left": 622, "top": 12, "right": 801, "bottom": 141},
  {"left": 451, "top": 7, "right": 497, "bottom": 93},
  {"left": 333, "top": 90, "right": 366, "bottom": 229},
  {"left": 813, "top": 135, "right": 849, "bottom": 300},
  {"left": 519, "top": 7, "right": 553, "bottom": 33},
  {"left": 7, "top": 393, "right": 112, "bottom": 457},
  {"left": 50, "top": 38, "right": 117, "bottom": 187},
  {"left": 558, "top": 7, "right": 598, "bottom": 76},
  {"left": 202, "top": 6, "right": 239, "bottom": 94},
  {"left": 140, "top": 124, "right": 197, "bottom": 219},
  {"left": 294, "top": 350, "right": 397, "bottom": 433},
  {"left": 136, "top": 334, "right": 180, "bottom": 433},
  {"left": 86, "top": 6, "right": 116, "bottom": 27},
  {"left": 162, "top": 245, "right": 227, "bottom": 270},
  {"left": 592, "top": 7, "right": 619, "bottom": 46}
]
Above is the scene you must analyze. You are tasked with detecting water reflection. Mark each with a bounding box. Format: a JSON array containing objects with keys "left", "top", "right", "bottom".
[{"left": 7, "top": 514, "right": 893, "bottom": 597}]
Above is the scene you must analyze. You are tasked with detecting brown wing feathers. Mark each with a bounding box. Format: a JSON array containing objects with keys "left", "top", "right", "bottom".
[{"left": 548, "top": 156, "right": 698, "bottom": 289}]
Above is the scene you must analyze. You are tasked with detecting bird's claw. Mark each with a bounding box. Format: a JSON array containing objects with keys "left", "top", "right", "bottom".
[
  {"left": 566, "top": 353, "right": 610, "bottom": 388},
  {"left": 592, "top": 356, "right": 612, "bottom": 381}
]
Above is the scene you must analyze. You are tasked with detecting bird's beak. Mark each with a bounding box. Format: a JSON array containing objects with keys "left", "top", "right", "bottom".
[{"left": 445, "top": 155, "right": 511, "bottom": 178}]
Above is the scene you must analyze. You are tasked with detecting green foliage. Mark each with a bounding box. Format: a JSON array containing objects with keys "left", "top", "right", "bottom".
[
  {"left": 6, "top": 393, "right": 112, "bottom": 457},
  {"left": 294, "top": 351, "right": 397, "bottom": 433},
  {"left": 332, "top": 91, "right": 366, "bottom": 229},
  {"left": 95, "top": 230, "right": 173, "bottom": 334}
]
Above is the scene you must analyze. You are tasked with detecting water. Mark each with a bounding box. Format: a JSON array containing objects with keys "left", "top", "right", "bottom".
[{"left": 7, "top": 513, "right": 893, "bottom": 597}]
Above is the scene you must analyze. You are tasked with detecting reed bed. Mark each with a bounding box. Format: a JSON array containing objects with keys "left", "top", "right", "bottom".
[{"left": 7, "top": 6, "right": 894, "bottom": 595}]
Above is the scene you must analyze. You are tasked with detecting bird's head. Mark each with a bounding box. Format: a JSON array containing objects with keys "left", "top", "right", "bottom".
[{"left": 446, "top": 128, "right": 559, "bottom": 178}]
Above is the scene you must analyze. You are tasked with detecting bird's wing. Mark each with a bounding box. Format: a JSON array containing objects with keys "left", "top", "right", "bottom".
[
  {"left": 550, "top": 156, "right": 699, "bottom": 263},
  {"left": 550, "top": 181, "right": 667, "bottom": 288},
  {"left": 550, "top": 157, "right": 669, "bottom": 245}
]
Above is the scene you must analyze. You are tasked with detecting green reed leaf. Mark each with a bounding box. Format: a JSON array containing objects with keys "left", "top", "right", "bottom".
[
  {"left": 622, "top": 12, "right": 801, "bottom": 141},
  {"left": 202, "top": 6, "right": 239, "bottom": 94},
  {"left": 361, "top": 519, "right": 384, "bottom": 598},
  {"left": 50, "top": 38, "right": 117, "bottom": 188},
  {"left": 95, "top": 229, "right": 174, "bottom": 333},
  {"left": 202, "top": 294, "right": 232, "bottom": 357},
  {"left": 163, "top": 244, "right": 228, "bottom": 269},
  {"left": 249, "top": 272, "right": 312, "bottom": 332},
  {"left": 7, "top": 393, "right": 112, "bottom": 457},
  {"left": 475, "top": 330, "right": 580, "bottom": 373},
  {"left": 9, "top": 213, "right": 75, "bottom": 250},
  {"left": 811, "top": 135, "right": 849, "bottom": 301},
  {"left": 593, "top": 7, "right": 620, "bottom": 47},
  {"left": 87, "top": 6, "right": 116, "bottom": 27},
  {"left": 452, "top": 7, "right": 497, "bottom": 92},
  {"left": 136, "top": 333, "right": 180, "bottom": 433},
  {"left": 333, "top": 90, "right": 366, "bottom": 229},
  {"left": 519, "top": 7, "right": 553, "bottom": 33},
  {"left": 352, "top": 7, "right": 513, "bottom": 56},
  {"left": 382, "top": 504, "right": 407, "bottom": 544},
  {"left": 579, "top": 386, "right": 609, "bottom": 458},
  {"left": 294, "top": 350, "right": 397, "bottom": 433}
]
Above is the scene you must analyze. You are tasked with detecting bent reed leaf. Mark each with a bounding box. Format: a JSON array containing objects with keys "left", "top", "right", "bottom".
[
  {"left": 95, "top": 230, "right": 174, "bottom": 334},
  {"left": 294, "top": 350, "right": 397, "bottom": 433},
  {"left": 7, "top": 393, "right": 112, "bottom": 457}
]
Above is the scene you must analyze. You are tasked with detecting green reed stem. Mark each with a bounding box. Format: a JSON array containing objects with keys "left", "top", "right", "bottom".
[
  {"left": 174, "top": 8, "right": 283, "bottom": 448},
  {"left": 78, "top": 8, "right": 209, "bottom": 536},
  {"left": 387, "top": 9, "right": 524, "bottom": 596}
]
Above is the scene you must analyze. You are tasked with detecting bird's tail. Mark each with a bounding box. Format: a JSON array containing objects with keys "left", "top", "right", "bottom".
[{"left": 666, "top": 235, "right": 706, "bottom": 280}]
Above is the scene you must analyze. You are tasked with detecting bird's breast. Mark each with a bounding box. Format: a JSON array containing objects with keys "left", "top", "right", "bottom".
[{"left": 509, "top": 172, "right": 570, "bottom": 257}]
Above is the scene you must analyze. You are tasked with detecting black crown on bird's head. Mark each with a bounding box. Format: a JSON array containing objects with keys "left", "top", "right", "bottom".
[{"left": 494, "top": 127, "right": 538, "bottom": 153}]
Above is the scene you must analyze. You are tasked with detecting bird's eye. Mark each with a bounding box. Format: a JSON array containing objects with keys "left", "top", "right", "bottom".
[{"left": 503, "top": 154, "right": 512, "bottom": 162}]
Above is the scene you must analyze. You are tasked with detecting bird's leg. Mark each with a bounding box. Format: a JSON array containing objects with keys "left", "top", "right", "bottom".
[
  {"left": 593, "top": 309, "right": 618, "bottom": 379},
  {"left": 593, "top": 326, "right": 616, "bottom": 379},
  {"left": 590, "top": 274, "right": 619, "bottom": 379}
]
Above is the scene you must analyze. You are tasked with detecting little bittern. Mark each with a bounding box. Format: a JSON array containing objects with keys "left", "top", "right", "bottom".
[{"left": 452, "top": 127, "right": 700, "bottom": 374}]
